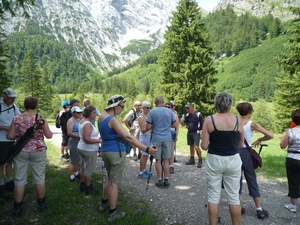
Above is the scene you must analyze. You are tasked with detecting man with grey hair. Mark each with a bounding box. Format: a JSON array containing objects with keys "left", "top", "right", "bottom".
[
  {"left": 123, "top": 101, "right": 142, "bottom": 161},
  {"left": 0, "top": 88, "right": 21, "bottom": 198},
  {"left": 180, "top": 103, "right": 204, "bottom": 168},
  {"left": 146, "top": 96, "right": 177, "bottom": 188}
]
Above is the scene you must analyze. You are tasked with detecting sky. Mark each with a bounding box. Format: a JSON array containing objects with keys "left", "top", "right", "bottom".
[{"left": 196, "top": 0, "right": 221, "bottom": 11}]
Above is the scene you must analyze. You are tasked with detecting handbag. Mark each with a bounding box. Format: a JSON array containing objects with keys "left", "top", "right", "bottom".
[
  {"left": 116, "top": 137, "right": 133, "bottom": 157},
  {"left": 244, "top": 139, "right": 262, "bottom": 169}
]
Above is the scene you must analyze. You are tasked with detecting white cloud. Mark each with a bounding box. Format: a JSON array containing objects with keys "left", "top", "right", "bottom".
[{"left": 196, "top": 0, "right": 220, "bottom": 11}]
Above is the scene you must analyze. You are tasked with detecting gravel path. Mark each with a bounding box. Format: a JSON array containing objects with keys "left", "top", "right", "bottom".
[{"left": 49, "top": 126, "right": 300, "bottom": 225}]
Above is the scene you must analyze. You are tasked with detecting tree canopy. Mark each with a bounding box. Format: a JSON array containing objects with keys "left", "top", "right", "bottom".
[{"left": 158, "top": 0, "right": 217, "bottom": 116}]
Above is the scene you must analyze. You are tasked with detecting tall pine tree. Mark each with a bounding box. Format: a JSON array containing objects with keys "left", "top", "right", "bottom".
[
  {"left": 158, "top": 0, "right": 217, "bottom": 116},
  {"left": 274, "top": 7, "right": 300, "bottom": 132}
]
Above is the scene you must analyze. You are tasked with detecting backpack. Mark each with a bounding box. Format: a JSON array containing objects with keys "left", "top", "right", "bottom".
[
  {"left": 186, "top": 111, "right": 204, "bottom": 131},
  {"left": 60, "top": 110, "right": 72, "bottom": 133},
  {"left": 55, "top": 113, "right": 61, "bottom": 128},
  {"left": 0, "top": 104, "right": 16, "bottom": 115},
  {"left": 128, "top": 108, "right": 137, "bottom": 127}
]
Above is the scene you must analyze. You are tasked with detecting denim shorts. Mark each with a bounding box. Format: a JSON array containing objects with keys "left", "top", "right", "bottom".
[{"left": 139, "top": 133, "right": 152, "bottom": 156}]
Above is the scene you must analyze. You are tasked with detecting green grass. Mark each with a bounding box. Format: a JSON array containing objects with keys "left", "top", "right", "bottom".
[{"left": 0, "top": 142, "right": 159, "bottom": 225}]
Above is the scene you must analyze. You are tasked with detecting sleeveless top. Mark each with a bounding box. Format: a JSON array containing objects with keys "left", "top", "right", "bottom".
[
  {"left": 208, "top": 115, "right": 239, "bottom": 156},
  {"left": 287, "top": 127, "right": 300, "bottom": 160},
  {"left": 78, "top": 121, "right": 99, "bottom": 151},
  {"left": 139, "top": 114, "right": 152, "bottom": 135},
  {"left": 98, "top": 115, "right": 125, "bottom": 153},
  {"left": 243, "top": 121, "right": 253, "bottom": 147},
  {"left": 14, "top": 114, "right": 46, "bottom": 153},
  {"left": 71, "top": 117, "right": 80, "bottom": 136}
]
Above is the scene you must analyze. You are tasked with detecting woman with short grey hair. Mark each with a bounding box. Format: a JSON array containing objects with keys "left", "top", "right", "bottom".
[{"left": 201, "top": 92, "right": 244, "bottom": 225}]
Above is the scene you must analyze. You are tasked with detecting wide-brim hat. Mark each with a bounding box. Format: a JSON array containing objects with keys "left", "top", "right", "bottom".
[{"left": 105, "top": 94, "right": 126, "bottom": 110}]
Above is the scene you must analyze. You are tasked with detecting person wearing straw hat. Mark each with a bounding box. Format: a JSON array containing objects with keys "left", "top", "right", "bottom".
[{"left": 98, "top": 94, "right": 157, "bottom": 223}]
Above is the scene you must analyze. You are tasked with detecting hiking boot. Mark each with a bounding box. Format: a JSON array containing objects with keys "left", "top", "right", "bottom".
[
  {"left": 185, "top": 157, "right": 195, "bottom": 165},
  {"left": 132, "top": 154, "right": 138, "bottom": 161},
  {"left": 13, "top": 201, "right": 23, "bottom": 216},
  {"left": 99, "top": 201, "right": 109, "bottom": 212},
  {"left": 197, "top": 158, "right": 202, "bottom": 168},
  {"left": 155, "top": 180, "right": 164, "bottom": 189},
  {"left": 257, "top": 208, "right": 269, "bottom": 219},
  {"left": 169, "top": 166, "right": 174, "bottom": 174},
  {"left": 0, "top": 185, "right": 10, "bottom": 199},
  {"left": 284, "top": 203, "right": 297, "bottom": 213},
  {"left": 138, "top": 171, "right": 149, "bottom": 180},
  {"left": 108, "top": 211, "right": 126, "bottom": 222},
  {"left": 5, "top": 180, "right": 15, "bottom": 192},
  {"left": 37, "top": 197, "right": 46, "bottom": 212},
  {"left": 79, "top": 182, "right": 85, "bottom": 192},
  {"left": 85, "top": 184, "right": 99, "bottom": 197},
  {"left": 163, "top": 181, "right": 170, "bottom": 189}
]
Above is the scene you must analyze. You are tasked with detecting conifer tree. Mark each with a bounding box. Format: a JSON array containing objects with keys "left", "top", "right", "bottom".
[
  {"left": 0, "top": 41, "right": 10, "bottom": 91},
  {"left": 274, "top": 7, "right": 300, "bottom": 132},
  {"left": 158, "top": 0, "right": 217, "bottom": 116}
]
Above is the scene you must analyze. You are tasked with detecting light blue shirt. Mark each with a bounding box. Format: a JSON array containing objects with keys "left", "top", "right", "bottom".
[{"left": 146, "top": 106, "right": 176, "bottom": 142}]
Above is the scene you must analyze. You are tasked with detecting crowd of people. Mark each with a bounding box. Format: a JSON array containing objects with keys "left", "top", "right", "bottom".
[{"left": 0, "top": 88, "right": 299, "bottom": 223}]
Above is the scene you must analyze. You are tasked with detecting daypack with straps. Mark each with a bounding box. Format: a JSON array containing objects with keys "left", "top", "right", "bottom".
[
  {"left": 186, "top": 111, "right": 204, "bottom": 132},
  {"left": 128, "top": 108, "right": 137, "bottom": 127},
  {"left": 0, "top": 104, "right": 16, "bottom": 115}
]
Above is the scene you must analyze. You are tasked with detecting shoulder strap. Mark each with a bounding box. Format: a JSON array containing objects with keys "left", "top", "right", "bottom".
[
  {"left": 233, "top": 116, "right": 239, "bottom": 131},
  {"left": 210, "top": 115, "right": 217, "bottom": 130}
]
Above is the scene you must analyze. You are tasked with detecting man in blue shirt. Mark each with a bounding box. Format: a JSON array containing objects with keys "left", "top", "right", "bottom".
[
  {"left": 0, "top": 88, "right": 21, "bottom": 198},
  {"left": 146, "top": 96, "right": 177, "bottom": 188}
]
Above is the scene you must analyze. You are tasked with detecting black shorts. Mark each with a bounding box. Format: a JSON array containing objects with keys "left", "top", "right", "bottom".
[
  {"left": 0, "top": 142, "right": 14, "bottom": 164},
  {"left": 61, "top": 133, "right": 70, "bottom": 147}
]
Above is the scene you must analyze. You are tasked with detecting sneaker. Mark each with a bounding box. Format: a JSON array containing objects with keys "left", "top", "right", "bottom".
[
  {"left": 5, "top": 180, "right": 15, "bottom": 192},
  {"left": 13, "top": 201, "right": 23, "bottom": 216},
  {"left": 138, "top": 171, "right": 149, "bottom": 180},
  {"left": 60, "top": 155, "right": 69, "bottom": 162},
  {"left": 65, "top": 153, "right": 70, "bottom": 159},
  {"left": 0, "top": 185, "right": 10, "bottom": 199},
  {"left": 284, "top": 203, "right": 297, "bottom": 213},
  {"left": 257, "top": 208, "right": 269, "bottom": 219},
  {"left": 75, "top": 173, "right": 80, "bottom": 180},
  {"left": 155, "top": 180, "right": 164, "bottom": 189},
  {"left": 107, "top": 211, "right": 126, "bottom": 222},
  {"left": 99, "top": 201, "right": 109, "bottom": 212},
  {"left": 144, "top": 170, "right": 153, "bottom": 177},
  {"left": 185, "top": 157, "right": 195, "bottom": 165},
  {"left": 79, "top": 182, "right": 85, "bottom": 192},
  {"left": 85, "top": 184, "right": 99, "bottom": 197},
  {"left": 163, "top": 181, "right": 170, "bottom": 188},
  {"left": 197, "top": 158, "right": 202, "bottom": 168},
  {"left": 169, "top": 166, "right": 174, "bottom": 174},
  {"left": 37, "top": 197, "right": 46, "bottom": 212},
  {"left": 132, "top": 154, "right": 138, "bottom": 161}
]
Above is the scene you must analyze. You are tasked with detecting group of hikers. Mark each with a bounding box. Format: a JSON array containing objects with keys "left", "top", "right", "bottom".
[{"left": 0, "top": 88, "right": 299, "bottom": 224}]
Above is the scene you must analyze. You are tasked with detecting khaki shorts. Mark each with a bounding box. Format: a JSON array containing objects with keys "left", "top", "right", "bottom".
[
  {"left": 152, "top": 141, "right": 173, "bottom": 160},
  {"left": 205, "top": 153, "right": 242, "bottom": 205},
  {"left": 78, "top": 149, "right": 97, "bottom": 176},
  {"left": 101, "top": 152, "right": 126, "bottom": 185},
  {"left": 13, "top": 150, "right": 47, "bottom": 186}
]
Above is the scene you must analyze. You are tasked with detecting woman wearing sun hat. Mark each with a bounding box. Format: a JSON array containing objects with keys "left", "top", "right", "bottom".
[{"left": 98, "top": 94, "right": 157, "bottom": 223}]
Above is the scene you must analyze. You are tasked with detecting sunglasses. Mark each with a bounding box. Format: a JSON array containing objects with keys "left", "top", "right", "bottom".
[
  {"left": 137, "top": 105, "right": 141, "bottom": 106},
  {"left": 145, "top": 107, "right": 151, "bottom": 109},
  {"left": 165, "top": 106, "right": 171, "bottom": 109},
  {"left": 75, "top": 112, "right": 82, "bottom": 114},
  {"left": 118, "top": 104, "right": 124, "bottom": 109}
]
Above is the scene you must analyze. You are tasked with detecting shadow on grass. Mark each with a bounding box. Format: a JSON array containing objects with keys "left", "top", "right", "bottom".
[{"left": 0, "top": 142, "right": 161, "bottom": 225}]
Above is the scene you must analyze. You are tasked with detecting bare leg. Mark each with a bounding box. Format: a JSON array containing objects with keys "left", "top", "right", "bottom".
[
  {"left": 195, "top": 146, "right": 202, "bottom": 158},
  {"left": 108, "top": 182, "right": 119, "bottom": 209},
  {"left": 85, "top": 175, "right": 91, "bottom": 186},
  {"left": 163, "top": 159, "right": 170, "bottom": 178},
  {"left": 190, "top": 145, "right": 195, "bottom": 157},
  {"left": 291, "top": 197, "right": 298, "bottom": 205},
  {"left": 139, "top": 155, "right": 148, "bottom": 172},
  {"left": 155, "top": 159, "right": 162, "bottom": 179},
  {"left": 253, "top": 197, "right": 261, "bottom": 208},
  {"left": 208, "top": 202, "right": 219, "bottom": 225},
  {"left": 14, "top": 185, "right": 25, "bottom": 202},
  {"left": 5, "top": 162, "right": 13, "bottom": 177},
  {"left": 35, "top": 183, "right": 46, "bottom": 198},
  {"left": 229, "top": 204, "right": 241, "bottom": 225}
]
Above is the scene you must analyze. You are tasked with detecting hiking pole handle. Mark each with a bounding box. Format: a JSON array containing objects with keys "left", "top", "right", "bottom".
[{"left": 259, "top": 144, "right": 268, "bottom": 155}]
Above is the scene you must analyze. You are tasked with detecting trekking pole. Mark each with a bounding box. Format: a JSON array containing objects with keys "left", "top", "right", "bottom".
[
  {"left": 258, "top": 144, "right": 268, "bottom": 155},
  {"left": 142, "top": 154, "right": 154, "bottom": 214},
  {"left": 101, "top": 160, "right": 106, "bottom": 196}
]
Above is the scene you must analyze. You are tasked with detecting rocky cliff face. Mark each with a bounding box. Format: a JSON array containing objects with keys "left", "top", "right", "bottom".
[{"left": 214, "top": 0, "right": 300, "bottom": 20}]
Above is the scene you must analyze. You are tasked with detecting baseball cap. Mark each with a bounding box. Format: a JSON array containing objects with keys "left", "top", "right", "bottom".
[
  {"left": 70, "top": 99, "right": 79, "bottom": 106},
  {"left": 185, "top": 103, "right": 194, "bottom": 108},
  {"left": 3, "top": 88, "right": 17, "bottom": 98},
  {"left": 71, "top": 106, "right": 83, "bottom": 113}
]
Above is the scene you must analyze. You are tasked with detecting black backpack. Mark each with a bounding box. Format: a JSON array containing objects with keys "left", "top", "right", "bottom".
[
  {"left": 59, "top": 110, "right": 72, "bottom": 133},
  {"left": 55, "top": 113, "right": 61, "bottom": 128}
]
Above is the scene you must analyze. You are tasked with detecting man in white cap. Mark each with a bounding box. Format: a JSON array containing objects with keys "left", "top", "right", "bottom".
[{"left": 0, "top": 88, "right": 21, "bottom": 198}]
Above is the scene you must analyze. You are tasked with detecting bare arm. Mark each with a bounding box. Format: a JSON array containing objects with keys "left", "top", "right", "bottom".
[
  {"left": 251, "top": 121, "right": 274, "bottom": 147},
  {"left": 201, "top": 117, "right": 210, "bottom": 150},
  {"left": 238, "top": 118, "right": 244, "bottom": 149},
  {"left": 174, "top": 114, "right": 179, "bottom": 142},
  {"left": 110, "top": 117, "right": 157, "bottom": 155},
  {"left": 82, "top": 123, "right": 101, "bottom": 144},
  {"left": 6, "top": 120, "right": 15, "bottom": 140},
  {"left": 280, "top": 131, "right": 289, "bottom": 149},
  {"left": 0, "top": 125, "right": 10, "bottom": 131},
  {"left": 41, "top": 118, "right": 53, "bottom": 139},
  {"left": 138, "top": 116, "right": 147, "bottom": 134}
]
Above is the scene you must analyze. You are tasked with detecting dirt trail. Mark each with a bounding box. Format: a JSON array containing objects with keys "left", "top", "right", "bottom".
[{"left": 49, "top": 126, "right": 300, "bottom": 225}]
